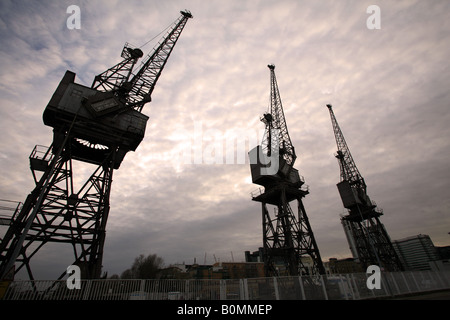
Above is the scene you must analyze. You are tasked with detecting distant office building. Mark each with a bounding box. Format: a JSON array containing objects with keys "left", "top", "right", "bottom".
[
  {"left": 325, "top": 257, "right": 364, "bottom": 275},
  {"left": 245, "top": 248, "right": 264, "bottom": 263},
  {"left": 212, "top": 262, "right": 265, "bottom": 279},
  {"left": 245, "top": 248, "right": 320, "bottom": 275},
  {"left": 392, "top": 234, "right": 440, "bottom": 271},
  {"left": 431, "top": 245, "right": 450, "bottom": 271},
  {"left": 163, "top": 261, "right": 265, "bottom": 280},
  {"left": 436, "top": 245, "right": 450, "bottom": 260},
  {"left": 341, "top": 219, "right": 360, "bottom": 261}
]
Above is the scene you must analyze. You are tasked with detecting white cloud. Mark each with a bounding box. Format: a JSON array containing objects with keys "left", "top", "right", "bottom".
[{"left": 1, "top": 0, "right": 450, "bottom": 278}]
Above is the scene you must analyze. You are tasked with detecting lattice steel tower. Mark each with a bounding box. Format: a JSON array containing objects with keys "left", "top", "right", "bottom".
[
  {"left": 326, "top": 104, "right": 403, "bottom": 271},
  {"left": 249, "top": 65, "right": 325, "bottom": 276},
  {"left": 0, "top": 11, "right": 193, "bottom": 280}
]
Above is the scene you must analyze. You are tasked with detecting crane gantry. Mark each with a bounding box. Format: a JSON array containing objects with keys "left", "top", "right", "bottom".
[
  {"left": 326, "top": 104, "right": 403, "bottom": 271},
  {"left": 249, "top": 65, "right": 325, "bottom": 277},
  {"left": 0, "top": 10, "right": 193, "bottom": 280}
]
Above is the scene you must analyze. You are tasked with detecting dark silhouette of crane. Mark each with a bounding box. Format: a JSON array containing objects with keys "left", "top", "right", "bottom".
[
  {"left": 249, "top": 65, "right": 325, "bottom": 276},
  {"left": 326, "top": 104, "right": 403, "bottom": 271},
  {"left": 0, "top": 10, "right": 193, "bottom": 280}
]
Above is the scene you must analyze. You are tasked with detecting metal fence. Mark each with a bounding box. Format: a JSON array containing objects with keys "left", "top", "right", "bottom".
[{"left": 2, "top": 270, "right": 450, "bottom": 300}]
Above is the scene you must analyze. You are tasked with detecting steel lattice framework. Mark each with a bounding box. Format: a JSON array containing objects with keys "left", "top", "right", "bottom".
[
  {"left": 92, "top": 11, "right": 192, "bottom": 112},
  {"left": 326, "top": 104, "right": 403, "bottom": 272},
  {"left": 249, "top": 65, "right": 325, "bottom": 277},
  {"left": 0, "top": 144, "right": 115, "bottom": 280},
  {"left": 261, "top": 65, "right": 296, "bottom": 169},
  {"left": 0, "top": 11, "right": 193, "bottom": 280}
]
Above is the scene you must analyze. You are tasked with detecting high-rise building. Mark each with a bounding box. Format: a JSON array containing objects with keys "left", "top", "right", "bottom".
[{"left": 392, "top": 234, "right": 440, "bottom": 271}]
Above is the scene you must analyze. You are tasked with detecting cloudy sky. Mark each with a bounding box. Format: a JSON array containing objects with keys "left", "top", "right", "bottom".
[{"left": 1, "top": 0, "right": 449, "bottom": 279}]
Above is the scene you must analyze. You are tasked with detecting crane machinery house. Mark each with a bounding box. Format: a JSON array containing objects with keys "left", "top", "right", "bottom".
[{"left": 43, "top": 70, "right": 149, "bottom": 169}]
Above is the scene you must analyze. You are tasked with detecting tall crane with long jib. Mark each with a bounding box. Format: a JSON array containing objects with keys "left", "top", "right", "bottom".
[
  {"left": 249, "top": 65, "right": 325, "bottom": 276},
  {"left": 326, "top": 104, "right": 403, "bottom": 271},
  {"left": 0, "top": 10, "right": 193, "bottom": 280}
]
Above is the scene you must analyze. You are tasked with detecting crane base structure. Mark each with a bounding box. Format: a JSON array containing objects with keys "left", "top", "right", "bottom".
[
  {"left": 341, "top": 215, "right": 403, "bottom": 272},
  {"left": 251, "top": 182, "right": 325, "bottom": 277},
  {"left": 0, "top": 142, "right": 115, "bottom": 280}
]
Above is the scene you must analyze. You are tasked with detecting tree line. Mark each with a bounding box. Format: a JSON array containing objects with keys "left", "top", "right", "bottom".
[{"left": 108, "top": 253, "right": 164, "bottom": 279}]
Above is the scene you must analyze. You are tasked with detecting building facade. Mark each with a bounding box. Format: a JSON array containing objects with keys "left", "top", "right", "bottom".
[{"left": 392, "top": 234, "right": 440, "bottom": 271}]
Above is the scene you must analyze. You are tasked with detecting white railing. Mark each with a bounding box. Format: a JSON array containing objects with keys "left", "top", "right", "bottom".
[{"left": 2, "top": 270, "right": 450, "bottom": 300}]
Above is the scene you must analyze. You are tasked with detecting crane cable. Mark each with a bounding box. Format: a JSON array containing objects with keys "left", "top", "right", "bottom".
[{"left": 138, "top": 16, "right": 179, "bottom": 50}]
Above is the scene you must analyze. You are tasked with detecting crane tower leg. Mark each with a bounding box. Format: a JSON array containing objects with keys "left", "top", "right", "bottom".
[
  {"left": 0, "top": 137, "right": 116, "bottom": 280},
  {"left": 255, "top": 185, "right": 325, "bottom": 277}
]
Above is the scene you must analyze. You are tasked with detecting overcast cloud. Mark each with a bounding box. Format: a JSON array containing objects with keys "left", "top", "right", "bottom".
[{"left": 1, "top": 0, "right": 449, "bottom": 279}]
